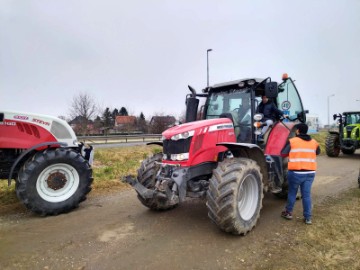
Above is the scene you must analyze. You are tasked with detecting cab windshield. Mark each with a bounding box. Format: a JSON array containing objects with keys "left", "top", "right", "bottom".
[
  {"left": 345, "top": 113, "right": 360, "bottom": 125},
  {"left": 205, "top": 89, "right": 253, "bottom": 122}
]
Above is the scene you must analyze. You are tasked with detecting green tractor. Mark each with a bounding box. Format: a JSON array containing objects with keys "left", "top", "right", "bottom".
[{"left": 325, "top": 111, "right": 360, "bottom": 157}]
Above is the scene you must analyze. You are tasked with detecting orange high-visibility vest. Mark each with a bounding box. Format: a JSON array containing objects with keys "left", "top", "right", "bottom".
[{"left": 288, "top": 137, "right": 318, "bottom": 171}]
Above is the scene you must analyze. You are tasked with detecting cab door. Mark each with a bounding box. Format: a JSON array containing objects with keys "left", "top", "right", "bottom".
[{"left": 276, "top": 77, "right": 306, "bottom": 123}]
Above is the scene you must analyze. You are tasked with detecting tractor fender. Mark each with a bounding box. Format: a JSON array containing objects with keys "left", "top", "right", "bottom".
[
  {"left": 216, "top": 142, "right": 268, "bottom": 183},
  {"left": 8, "top": 141, "right": 67, "bottom": 186},
  {"left": 265, "top": 122, "right": 296, "bottom": 156}
]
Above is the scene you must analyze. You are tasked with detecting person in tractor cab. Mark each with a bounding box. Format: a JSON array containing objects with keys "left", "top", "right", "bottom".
[
  {"left": 256, "top": 95, "right": 287, "bottom": 135},
  {"left": 280, "top": 123, "right": 321, "bottom": 225}
]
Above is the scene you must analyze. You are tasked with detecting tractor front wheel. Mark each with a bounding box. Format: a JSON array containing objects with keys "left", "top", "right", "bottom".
[
  {"left": 341, "top": 148, "right": 355, "bottom": 155},
  {"left": 136, "top": 153, "right": 178, "bottom": 211},
  {"left": 206, "top": 158, "right": 263, "bottom": 235},
  {"left": 325, "top": 133, "right": 340, "bottom": 157},
  {"left": 16, "top": 148, "right": 93, "bottom": 216}
]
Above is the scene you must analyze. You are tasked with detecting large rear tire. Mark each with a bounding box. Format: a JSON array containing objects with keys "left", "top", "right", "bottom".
[
  {"left": 206, "top": 158, "right": 263, "bottom": 235},
  {"left": 325, "top": 133, "right": 340, "bottom": 157},
  {"left": 16, "top": 148, "right": 93, "bottom": 216},
  {"left": 136, "top": 153, "right": 178, "bottom": 210}
]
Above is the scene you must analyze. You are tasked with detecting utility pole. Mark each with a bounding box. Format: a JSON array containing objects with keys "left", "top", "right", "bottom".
[
  {"left": 207, "top": 49, "right": 212, "bottom": 87},
  {"left": 327, "top": 94, "right": 335, "bottom": 127}
]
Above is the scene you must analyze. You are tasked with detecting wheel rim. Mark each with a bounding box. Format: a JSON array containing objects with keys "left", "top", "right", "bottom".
[
  {"left": 36, "top": 163, "right": 80, "bottom": 203},
  {"left": 237, "top": 173, "right": 259, "bottom": 221}
]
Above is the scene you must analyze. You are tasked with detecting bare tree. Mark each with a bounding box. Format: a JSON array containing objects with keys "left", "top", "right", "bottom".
[{"left": 69, "top": 92, "right": 98, "bottom": 135}]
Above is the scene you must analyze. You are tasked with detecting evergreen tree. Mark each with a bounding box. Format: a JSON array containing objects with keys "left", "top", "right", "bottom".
[
  {"left": 112, "top": 108, "right": 119, "bottom": 119},
  {"left": 137, "top": 111, "right": 147, "bottom": 133},
  {"left": 102, "top": 107, "right": 113, "bottom": 128},
  {"left": 119, "top": 107, "right": 128, "bottom": 116}
]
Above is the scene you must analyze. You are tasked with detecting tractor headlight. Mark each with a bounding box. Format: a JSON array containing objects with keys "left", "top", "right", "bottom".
[
  {"left": 171, "top": 130, "right": 195, "bottom": 141},
  {"left": 247, "top": 79, "right": 256, "bottom": 86},
  {"left": 254, "top": 113, "right": 263, "bottom": 121},
  {"left": 238, "top": 81, "right": 245, "bottom": 88},
  {"left": 170, "top": 153, "right": 189, "bottom": 161}
]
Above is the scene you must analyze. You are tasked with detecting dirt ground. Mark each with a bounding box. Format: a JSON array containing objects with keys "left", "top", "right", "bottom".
[{"left": 0, "top": 153, "right": 359, "bottom": 270}]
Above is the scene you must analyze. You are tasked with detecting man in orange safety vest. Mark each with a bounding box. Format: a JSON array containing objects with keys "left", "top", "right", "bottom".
[{"left": 280, "top": 123, "right": 321, "bottom": 225}]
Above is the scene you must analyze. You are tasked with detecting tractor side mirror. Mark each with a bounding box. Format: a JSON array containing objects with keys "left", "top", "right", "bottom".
[
  {"left": 264, "top": 82, "right": 278, "bottom": 98},
  {"left": 297, "top": 111, "right": 306, "bottom": 123}
]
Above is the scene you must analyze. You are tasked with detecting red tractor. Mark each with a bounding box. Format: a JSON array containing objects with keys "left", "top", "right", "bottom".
[
  {"left": 124, "top": 74, "right": 307, "bottom": 235},
  {"left": 0, "top": 111, "right": 94, "bottom": 215}
]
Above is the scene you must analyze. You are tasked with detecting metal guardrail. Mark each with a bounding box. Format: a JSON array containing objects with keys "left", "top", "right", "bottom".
[{"left": 77, "top": 134, "right": 162, "bottom": 144}]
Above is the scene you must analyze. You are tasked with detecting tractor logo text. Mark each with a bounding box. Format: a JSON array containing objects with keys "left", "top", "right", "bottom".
[
  {"left": 32, "top": 118, "right": 50, "bottom": 126},
  {"left": 14, "top": 115, "right": 29, "bottom": 120},
  {"left": 0, "top": 121, "right": 16, "bottom": 126}
]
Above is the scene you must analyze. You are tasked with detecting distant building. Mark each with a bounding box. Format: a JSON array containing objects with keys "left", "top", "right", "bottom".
[
  {"left": 306, "top": 115, "right": 319, "bottom": 134},
  {"left": 115, "top": 116, "right": 136, "bottom": 127},
  {"left": 115, "top": 115, "right": 137, "bottom": 132},
  {"left": 68, "top": 116, "right": 95, "bottom": 135}
]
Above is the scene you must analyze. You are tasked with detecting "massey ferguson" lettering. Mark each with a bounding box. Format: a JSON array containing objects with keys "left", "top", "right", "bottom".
[
  {"left": 14, "top": 115, "right": 29, "bottom": 120},
  {"left": 32, "top": 118, "right": 50, "bottom": 126}
]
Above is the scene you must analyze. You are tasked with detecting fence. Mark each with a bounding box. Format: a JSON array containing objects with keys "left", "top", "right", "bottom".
[{"left": 77, "top": 134, "right": 162, "bottom": 145}]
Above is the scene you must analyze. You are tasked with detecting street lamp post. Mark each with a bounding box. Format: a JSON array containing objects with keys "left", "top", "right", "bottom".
[
  {"left": 327, "top": 94, "right": 335, "bottom": 127},
  {"left": 207, "top": 49, "right": 212, "bottom": 87}
]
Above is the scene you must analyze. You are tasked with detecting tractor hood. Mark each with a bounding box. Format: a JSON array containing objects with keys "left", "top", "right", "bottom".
[{"left": 162, "top": 118, "right": 233, "bottom": 139}]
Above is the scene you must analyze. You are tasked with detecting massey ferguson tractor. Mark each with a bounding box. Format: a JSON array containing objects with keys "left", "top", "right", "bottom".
[
  {"left": 325, "top": 111, "right": 360, "bottom": 157},
  {"left": 0, "top": 111, "right": 94, "bottom": 215},
  {"left": 124, "top": 74, "right": 307, "bottom": 235}
]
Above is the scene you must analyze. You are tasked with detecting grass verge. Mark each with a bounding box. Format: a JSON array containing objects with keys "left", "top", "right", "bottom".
[{"left": 253, "top": 188, "right": 360, "bottom": 270}]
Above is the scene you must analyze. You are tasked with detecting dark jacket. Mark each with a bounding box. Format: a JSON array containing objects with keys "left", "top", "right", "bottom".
[{"left": 256, "top": 101, "right": 283, "bottom": 121}]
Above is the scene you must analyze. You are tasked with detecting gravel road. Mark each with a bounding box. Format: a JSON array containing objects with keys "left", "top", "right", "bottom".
[{"left": 0, "top": 153, "right": 359, "bottom": 270}]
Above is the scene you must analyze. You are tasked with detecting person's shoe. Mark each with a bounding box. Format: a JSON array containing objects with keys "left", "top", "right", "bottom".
[
  {"left": 304, "top": 218, "right": 312, "bottom": 225},
  {"left": 281, "top": 210, "right": 293, "bottom": 220}
]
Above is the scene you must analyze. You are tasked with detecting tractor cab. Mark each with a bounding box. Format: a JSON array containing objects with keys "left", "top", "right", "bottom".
[{"left": 186, "top": 74, "right": 306, "bottom": 145}]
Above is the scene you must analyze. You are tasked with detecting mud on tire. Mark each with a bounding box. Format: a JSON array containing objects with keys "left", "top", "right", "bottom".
[
  {"left": 136, "top": 153, "right": 178, "bottom": 210},
  {"left": 16, "top": 148, "right": 93, "bottom": 216},
  {"left": 206, "top": 158, "right": 263, "bottom": 235}
]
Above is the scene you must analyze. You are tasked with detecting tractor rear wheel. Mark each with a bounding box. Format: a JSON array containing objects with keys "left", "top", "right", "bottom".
[
  {"left": 16, "top": 148, "right": 93, "bottom": 216},
  {"left": 206, "top": 158, "right": 263, "bottom": 235},
  {"left": 325, "top": 133, "right": 340, "bottom": 157},
  {"left": 136, "top": 153, "right": 178, "bottom": 210}
]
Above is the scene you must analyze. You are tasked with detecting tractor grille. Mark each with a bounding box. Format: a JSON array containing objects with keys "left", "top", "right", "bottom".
[
  {"left": 346, "top": 126, "right": 355, "bottom": 138},
  {"left": 17, "top": 123, "right": 40, "bottom": 138},
  {"left": 163, "top": 137, "right": 192, "bottom": 158}
]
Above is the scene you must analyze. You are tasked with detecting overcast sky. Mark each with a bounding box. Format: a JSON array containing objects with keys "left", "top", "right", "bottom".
[{"left": 1, "top": 1, "right": 359, "bottom": 126}]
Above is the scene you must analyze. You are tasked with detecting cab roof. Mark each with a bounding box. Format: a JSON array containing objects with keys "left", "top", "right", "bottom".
[{"left": 211, "top": 78, "right": 265, "bottom": 89}]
